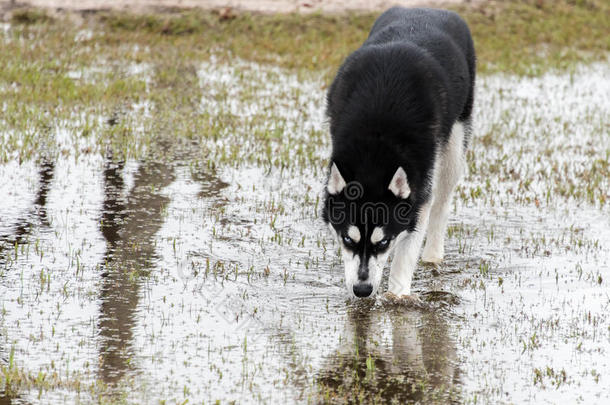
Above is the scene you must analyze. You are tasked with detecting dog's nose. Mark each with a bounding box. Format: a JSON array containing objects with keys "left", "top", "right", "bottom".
[{"left": 353, "top": 283, "right": 373, "bottom": 298}]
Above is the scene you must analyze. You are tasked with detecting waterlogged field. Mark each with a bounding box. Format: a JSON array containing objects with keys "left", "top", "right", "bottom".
[{"left": 1, "top": 4, "right": 609, "bottom": 404}]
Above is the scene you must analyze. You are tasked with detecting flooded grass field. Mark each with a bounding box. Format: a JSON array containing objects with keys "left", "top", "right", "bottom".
[{"left": 1, "top": 3, "right": 609, "bottom": 404}]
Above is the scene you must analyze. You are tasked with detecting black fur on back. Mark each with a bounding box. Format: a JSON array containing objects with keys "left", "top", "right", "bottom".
[{"left": 323, "top": 7, "right": 475, "bottom": 234}]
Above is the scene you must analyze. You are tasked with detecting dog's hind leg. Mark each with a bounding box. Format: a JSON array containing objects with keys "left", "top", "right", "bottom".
[{"left": 421, "top": 121, "right": 467, "bottom": 264}]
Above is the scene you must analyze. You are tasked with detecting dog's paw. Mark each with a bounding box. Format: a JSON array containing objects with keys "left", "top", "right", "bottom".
[
  {"left": 421, "top": 246, "right": 444, "bottom": 264},
  {"left": 382, "top": 292, "right": 425, "bottom": 308},
  {"left": 421, "top": 255, "right": 443, "bottom": 265}
]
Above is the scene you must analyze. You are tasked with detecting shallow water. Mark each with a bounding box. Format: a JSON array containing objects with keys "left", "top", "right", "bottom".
[{"left": 1, "top": 60, "right": 609, "bottom": 404}]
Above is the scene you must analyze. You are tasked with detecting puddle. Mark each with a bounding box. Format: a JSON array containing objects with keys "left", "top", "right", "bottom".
[
  {"left": 0, "top": 60, "right": 609, "bottom": 403},
  {"left": 317, "top": 302, "right": 459, "bottom": 404}
]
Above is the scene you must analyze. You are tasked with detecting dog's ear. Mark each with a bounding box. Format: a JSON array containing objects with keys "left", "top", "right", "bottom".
[
  {"left": 388, "top": 167, "right": 411, "bottom": 199},
  {"left": 327, "top": 162, "right": 347, "bottom": 195}
]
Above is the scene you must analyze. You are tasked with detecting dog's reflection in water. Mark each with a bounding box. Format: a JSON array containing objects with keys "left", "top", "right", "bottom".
[{"left": 317, "top": 297, "right": 460, "bottom": 403}]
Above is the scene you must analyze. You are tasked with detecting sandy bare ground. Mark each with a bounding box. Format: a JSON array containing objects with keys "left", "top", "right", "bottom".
[{"left": 1, "top": 0, "right": 471, "bottom": 14}]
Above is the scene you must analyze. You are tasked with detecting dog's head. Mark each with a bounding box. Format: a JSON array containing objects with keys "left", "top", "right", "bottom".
[{"left": 323, "top": 162, "right": 414, "bottom": 298}]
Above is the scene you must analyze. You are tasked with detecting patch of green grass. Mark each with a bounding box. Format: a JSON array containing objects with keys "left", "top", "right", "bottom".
[
  {"left": 88, "top": 0, "right": 609, "bottom": 77},
  {"left": 457, "top": 0, "right": 610, "bottom": 75},
  {"left": 97, "top": 11, "right": 373, "bottom": 75},
  {"left": 1, "top": 0, "right": 607, "bottom": 167}
]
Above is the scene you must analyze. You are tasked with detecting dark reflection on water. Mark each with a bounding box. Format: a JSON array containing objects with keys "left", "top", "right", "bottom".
[
  {"left": 96, "top": 149, "right": 228, "bottom": 388},
  {"left": 100, "top": 159, "right": 126, "bottom": 246},
  {"left": 97, "top": 155, "right": 175, "bottom": 385},
  {"left": 190, "top": 165, "right": 228, "bottom": 200},
  {"left": 317, "top": 297, "right": 459, "bottom": 404},
  {"left": 0, "top": 159, "right": 54, "bottom": 402},
  {"left": 0, "top": 159, "right": 54, "bottom": 261},
  {"left": 1, "top": 144, "right": 228, "bottom": 398}
]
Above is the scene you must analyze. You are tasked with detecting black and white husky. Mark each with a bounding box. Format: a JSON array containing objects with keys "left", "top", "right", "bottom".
[{"left": 322, "top": 7, "right": 475, "bottom": 299}]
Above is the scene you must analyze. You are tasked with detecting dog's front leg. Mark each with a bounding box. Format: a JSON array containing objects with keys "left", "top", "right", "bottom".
[
  {"left": 387, "top": 203, "right": 431, "bottom": 297},
  {"left": 388, "top": 232, "right": 425, "bottom": 296}
]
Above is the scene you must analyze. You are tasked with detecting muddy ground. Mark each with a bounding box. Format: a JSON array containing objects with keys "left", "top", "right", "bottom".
[{"left": 1, "top": 0, "right": 470, "bottom": 14}]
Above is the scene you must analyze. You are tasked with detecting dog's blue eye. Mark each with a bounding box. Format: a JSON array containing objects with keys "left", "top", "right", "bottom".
[
  {"left": 378, "top": 239, "right": 389, "bottom": 247},
  {"left": 342, "top": 235, "right": 353, "bottom": 245}
]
